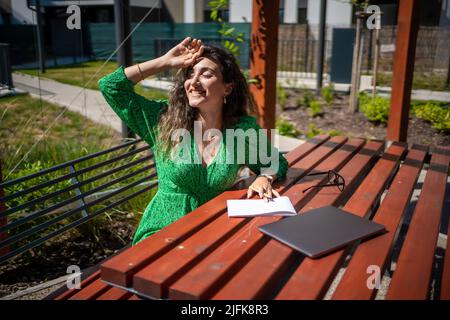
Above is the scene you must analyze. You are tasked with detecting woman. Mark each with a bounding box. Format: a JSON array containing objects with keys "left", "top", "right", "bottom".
[{"left": 98, "top": 37, "right": 288, "bottom": 245}]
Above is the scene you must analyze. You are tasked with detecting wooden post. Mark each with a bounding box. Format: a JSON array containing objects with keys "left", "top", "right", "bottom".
[
  {"left": 386, "top": 0, "right": 420, "bottom": 142},
  {"left": 372, "top": 25, "right": 380, "bottom": 98},
  {"left": 250, "top": 0, "right": 280, "bottom": 131},
  {"left": 349, "top": 12, "right": 363, "bottom": 113}
]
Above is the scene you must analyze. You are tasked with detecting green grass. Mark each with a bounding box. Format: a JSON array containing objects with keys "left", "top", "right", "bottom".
[
  {"left": 17, "top": 60, "right": 118, "bottom": 90},
  {"left": 0, "top": 93, "right": 120, "bottom": 171},
  {"left": 17, "top": 60, "right": 169, "bottom": 101},
  {"left": 0, "top": 93, "right": 156, "bottom": 243}
]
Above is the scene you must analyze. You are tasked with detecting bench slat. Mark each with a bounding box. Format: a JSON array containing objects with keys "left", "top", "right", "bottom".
[
  {"left": 332, "top": 145, "right": 428, "bottom": 299},
  {"left": 169, "top": 138, "right": 366, "bottom": 299},
  {"left": 96, "top": 287, "right": 133, "bottom": 300},
  {"left": 274, "top": 142, "right": 407, "bottom": 300},
  {"left": 386, "top": 148, "right": 450, "bottom": 300},
  {"left": 212, "top": 140, "right": 386, "bottom": 300},
  {"left": 441, "top": 205, "right": 450, "bottom": 300},
  {"left": 69, "top": 278, "right": 110, "bottom": 300},
  {"left": 54, "top": 270, "right": 101, "bottom": 300},
  {"left": 100, "top": 135, "right": 330, "bottom": 288},
  {"left": 133, "top": 136, "right": 348, "bottom": 299}
]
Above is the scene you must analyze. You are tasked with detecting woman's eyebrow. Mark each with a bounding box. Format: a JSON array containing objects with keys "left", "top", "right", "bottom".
[{"left": 192, "top": 66, "right": 216, "bottom": 73}]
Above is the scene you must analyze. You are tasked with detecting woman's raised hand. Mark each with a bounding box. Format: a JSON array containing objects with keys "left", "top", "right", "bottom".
[{"left": 163, "top": 37, "right": 204, "bottom": 69}]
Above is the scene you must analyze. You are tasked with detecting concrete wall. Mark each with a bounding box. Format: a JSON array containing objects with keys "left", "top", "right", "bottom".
[
  {"left": 164, "top": 0, "right": 184, "bottom": 22},
  {"left": 229, "top": 0, "right": 252, "bottom": 23},
  {"left": 11, "top": 0, "right": 34, "bottom": 24}
]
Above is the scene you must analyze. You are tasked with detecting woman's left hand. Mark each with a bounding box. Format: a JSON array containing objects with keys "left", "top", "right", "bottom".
[{"left": 247, "top": 176, "right": 281, "bottom": 202}]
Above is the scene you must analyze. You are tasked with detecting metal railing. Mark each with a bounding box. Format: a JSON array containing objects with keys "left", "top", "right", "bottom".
[{"left": 0, "top": 139, "right": 158, "bottom": 264}]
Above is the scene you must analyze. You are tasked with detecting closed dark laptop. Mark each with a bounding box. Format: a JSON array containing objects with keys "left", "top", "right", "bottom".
[{"left": 259, "top": 205, "right": 386, "bottom": 259}]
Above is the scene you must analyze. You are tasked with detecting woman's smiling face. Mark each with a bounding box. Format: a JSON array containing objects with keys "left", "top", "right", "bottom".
[{"left": 184, "top": 57, "right": 232, "bottom": 110}]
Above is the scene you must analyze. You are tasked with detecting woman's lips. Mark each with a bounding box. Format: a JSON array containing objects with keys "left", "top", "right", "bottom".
[{"left": 190, "top": 90, "right": 206, "bottom": 96}]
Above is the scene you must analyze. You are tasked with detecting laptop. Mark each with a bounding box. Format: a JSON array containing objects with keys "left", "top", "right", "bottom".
[{"left": 258, "top": 205, "right": 386, "bottom": 259}]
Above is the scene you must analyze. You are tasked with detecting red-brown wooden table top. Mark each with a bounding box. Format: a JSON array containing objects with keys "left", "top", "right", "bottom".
[{"left": 54, "top": 135, "right": 450, "bottom": 300}]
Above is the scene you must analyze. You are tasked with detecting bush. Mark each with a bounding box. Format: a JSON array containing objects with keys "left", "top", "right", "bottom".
[
  {"left": 359, "top": 92, "right": 390, "bottom": 125},
  {"left": 327, "top": 129, "right": 344, "bottom": 137},
  {"left": 276, "top": 118, "right": 301, "bottom": 138},
  {"left": 414, "top": 103, "right": 450, "bottom": 133},
  {"left": 321, "top": 83, "right": 335, "bottom": 104},
  {"left": 300, "top": 88, "right": 314, "bottom": 108},
  {"left": 306, "top": 123, "right": 324, "bottom": 139},
  {"left": 277, "top": 82, "right": 288, "bottom": 110},
  {"left": 308, "top": 100, "right": 323, "bottom": 117}
]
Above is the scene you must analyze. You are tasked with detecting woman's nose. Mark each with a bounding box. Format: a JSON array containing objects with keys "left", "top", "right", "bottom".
[{"left": 191, "top": 73, "right": 200, "bottom": 86}]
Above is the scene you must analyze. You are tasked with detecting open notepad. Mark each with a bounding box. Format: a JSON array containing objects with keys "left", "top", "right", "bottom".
[{"left": 227, "top": 196, "right": 297, "bottom": 218}]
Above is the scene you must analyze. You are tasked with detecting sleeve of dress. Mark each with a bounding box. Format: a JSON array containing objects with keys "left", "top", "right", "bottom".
[
  {"left": 236, "top": 116, "right": 288, "bottom": 181},
  {"left": 98, "top": 66, "right": 168, "bottom": 148}
]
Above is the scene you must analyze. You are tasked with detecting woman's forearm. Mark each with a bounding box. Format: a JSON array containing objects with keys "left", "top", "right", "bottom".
[{"left": 124, "top": 56, "right": 171, "bottom": 85}]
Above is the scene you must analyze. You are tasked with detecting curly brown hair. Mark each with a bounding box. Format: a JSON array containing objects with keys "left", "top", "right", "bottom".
[{"left": 156, "top": 45, "right": 256, "bottom": 159}]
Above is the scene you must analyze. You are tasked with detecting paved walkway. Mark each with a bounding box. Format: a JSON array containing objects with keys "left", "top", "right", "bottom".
[
  {"left": 13, "top": 72, "right": 123, "bottom": 133},
  {"left": 362, "top": 86, "right": 450, "bottom": 102},
  {"left": 11, "top": 72, "right": 304, "bottom": 153}
]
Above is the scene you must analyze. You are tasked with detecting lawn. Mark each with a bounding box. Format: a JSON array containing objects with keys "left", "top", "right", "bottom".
[
  {"left": 17, "top": 60, "right": 169, "bottom": 101},
  {"left": 0, "top": 93, "right": 120, "bottom": 174},
  {"left": 0, "top": 93, "right": 155, "bottom": 219},
  {"left": 0, "top": 93, "right": 156, "bottom": 289}
]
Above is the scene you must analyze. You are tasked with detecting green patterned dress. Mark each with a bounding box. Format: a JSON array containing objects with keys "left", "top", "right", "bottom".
[{"left": 98, "top": 66, "right": 288, "bottom": 245}]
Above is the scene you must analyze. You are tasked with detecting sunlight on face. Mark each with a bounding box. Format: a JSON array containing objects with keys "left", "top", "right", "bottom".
[{"left": 184, "top": 57, "right": 231, "bottom": 111}]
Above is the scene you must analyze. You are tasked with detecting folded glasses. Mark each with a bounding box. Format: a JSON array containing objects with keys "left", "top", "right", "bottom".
[{"left": 302, "top": 170, "right": 346, "bottom": 193}]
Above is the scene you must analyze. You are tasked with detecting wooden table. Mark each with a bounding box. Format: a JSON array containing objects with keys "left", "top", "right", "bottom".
[{"left": 53, "top": 135, "right": 450, "bottom": 300}]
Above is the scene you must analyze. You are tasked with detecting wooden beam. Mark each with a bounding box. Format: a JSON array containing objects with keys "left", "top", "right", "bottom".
[
  {"left": 250, "top": 0, "right": 280, "bottom": 131},
  {"left": 386, "top": 0, "right": 421, "bottom": 142}
]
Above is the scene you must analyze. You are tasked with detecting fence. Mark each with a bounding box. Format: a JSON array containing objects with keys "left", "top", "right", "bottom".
[
  {"left": 0, "top": 139, "right": 157, "bottom": 264},
  {"left": 360, "top": 25, "right": 450, "bottom": 74},
  {"left": 2, "top": 22, "right": 449, "bottom": 88}
]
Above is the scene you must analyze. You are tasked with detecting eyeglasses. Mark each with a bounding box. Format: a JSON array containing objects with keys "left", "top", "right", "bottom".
[{"left": 302, "top": 170, "right": 345, "bottom": 193}]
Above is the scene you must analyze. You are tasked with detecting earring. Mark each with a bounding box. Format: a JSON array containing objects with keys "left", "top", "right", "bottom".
[{"left": 223, "top": 96, "right": 227, "bottom": 104}]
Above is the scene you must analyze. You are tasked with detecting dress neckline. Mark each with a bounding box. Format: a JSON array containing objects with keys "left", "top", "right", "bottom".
[{"left": 193, "top": 134, "right": 225, "bottom": 169}]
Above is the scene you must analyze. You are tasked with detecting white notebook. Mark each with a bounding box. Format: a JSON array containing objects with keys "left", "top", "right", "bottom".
[{"left": 227, "top": 196, "right": 297, "bottom": 218}]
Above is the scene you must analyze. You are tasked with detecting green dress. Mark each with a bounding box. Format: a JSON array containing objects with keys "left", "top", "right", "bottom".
[{"left": 98, "top": 66, "right": 288, "bottom": 245}]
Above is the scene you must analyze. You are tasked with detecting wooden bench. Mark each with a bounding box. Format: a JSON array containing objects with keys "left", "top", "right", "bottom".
[{"left": 50, "top": 136, "right": 450, "bottom": 300}]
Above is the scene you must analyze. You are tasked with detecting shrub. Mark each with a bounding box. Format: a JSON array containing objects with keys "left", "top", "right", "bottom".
[
  {"left": 306, "top": 123, "right": 324, "bottom": 138},
  {"left": 308, "top": 100, "right": 323, "bottom": 117},
  {"left": 276, "top": 118, "right": 301, "bottom": 138},
  {"left": 414, "top": 102, "right": 450, "bottom": 133},
  {"left": 321, "top": 83, "right": 335, "bottom": 104},
  {"left": 301, "top": 89, "right": 314, "bottom": 108},
  {"left": 277, "top": 82, "right": 288, "bottom": 109},
  {"left": 359, "top": 92, "right": 390, "bottom": 125},
  {"left": 327, "top": 129, "right": 344, "bottom": 137}
]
